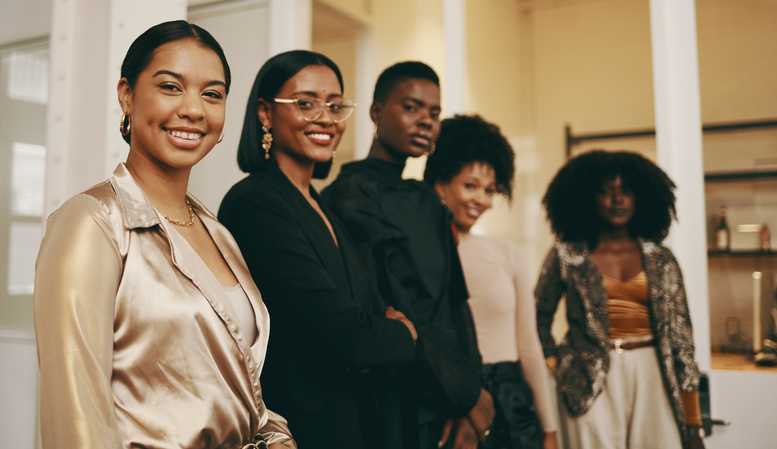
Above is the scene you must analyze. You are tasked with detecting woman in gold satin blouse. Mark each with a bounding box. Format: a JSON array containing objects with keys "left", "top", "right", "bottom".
[{"left": 33, "top": 21, "right": 294, "bottom": 449}]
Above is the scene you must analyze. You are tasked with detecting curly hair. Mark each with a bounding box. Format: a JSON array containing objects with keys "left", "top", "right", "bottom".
[
  {"left": 542, "top": 150, "right": 676, "bottom": 243},
  {"left": 423, "top": 114, "right": 515, "bottom": 199}
]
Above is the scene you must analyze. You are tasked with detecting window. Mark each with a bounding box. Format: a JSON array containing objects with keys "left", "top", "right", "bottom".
[{"left": 0, "top": 42, "right": 48, "bottom": 330}]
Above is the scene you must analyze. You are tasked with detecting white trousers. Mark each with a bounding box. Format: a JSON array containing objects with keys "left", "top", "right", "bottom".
[{"left": 560, "top": 347, "right": 683, "bottom": 449}]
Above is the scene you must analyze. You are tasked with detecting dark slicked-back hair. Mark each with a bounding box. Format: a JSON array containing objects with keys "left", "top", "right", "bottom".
[
  {"left": 424, "top": 114, "right": 515, "bottom": 199},
  {"left": 543, "top": 150, "right": 677, "bottom": 244},
  {"left": 120, "top": 20, "right": 231, "bottom": 144},
  {"left": 237, "top": 50, "right": 343, "bottom": 179},
  {"left": 372, "top": 61, "right": 439, "bottom": 103}
]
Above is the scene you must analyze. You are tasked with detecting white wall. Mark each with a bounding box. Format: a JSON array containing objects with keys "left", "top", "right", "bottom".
[
  {"left": 188, "top": 1, "right": 271, "bottom": 212},
  {"left": 707, "top": 370, "right": 777, "bottom": 448},
  {"left": 0, "top": 330, "right": 38, "bottom": 449},
  {"left": 0, "top": 0, "right": 50, "bottom": 46}
]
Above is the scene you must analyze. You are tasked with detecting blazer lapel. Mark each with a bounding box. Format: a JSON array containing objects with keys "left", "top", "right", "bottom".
[
  {"left": 640, "top": 239, "right": 668, "bottom": 341},
  {"left": 563, "top": 242, "right": 611, "bottom": 341},
  {"left": 263, "top": 167, "right": 350, "bottom": 294}
]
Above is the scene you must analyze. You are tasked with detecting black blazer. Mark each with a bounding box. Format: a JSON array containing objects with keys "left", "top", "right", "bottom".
[
  {"left": 321, "top": 159, "right": 483, "bottom": 424},
  {"left": 219, "top": 164, "right": 417, "bottom": 449}
]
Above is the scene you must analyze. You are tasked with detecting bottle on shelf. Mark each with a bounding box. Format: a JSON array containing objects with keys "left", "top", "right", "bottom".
[
  {"left": 761, "top": 222, "right": 771, "bottom": 251},
  {"left": 715, "top": 206, "right": 730, "bottom": 252}
]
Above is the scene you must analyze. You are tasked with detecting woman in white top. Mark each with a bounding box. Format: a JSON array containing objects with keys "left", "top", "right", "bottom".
[{"left": 424, "top": 114, "right": 559, "bottom": 449}]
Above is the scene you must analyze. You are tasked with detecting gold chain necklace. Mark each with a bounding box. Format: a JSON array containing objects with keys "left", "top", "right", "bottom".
[{"left": 160, "top": 199, "right": 196, "bottom": 227}]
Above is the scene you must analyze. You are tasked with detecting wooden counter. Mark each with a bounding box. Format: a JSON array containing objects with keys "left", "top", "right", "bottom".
[{"left": 711, "top": 352, "right": 777, "bottom": 373}]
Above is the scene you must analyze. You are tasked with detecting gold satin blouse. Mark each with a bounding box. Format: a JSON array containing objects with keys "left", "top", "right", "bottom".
[{"left": 33, "top": 164, "right": 295, "bottom": 449}]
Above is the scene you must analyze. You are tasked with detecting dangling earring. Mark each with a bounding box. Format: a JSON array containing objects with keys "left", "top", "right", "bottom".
[
  {"left": 217, "top": 130, "right": 225, "bottom": 144},
  {"left": 262, "top": 124, "right": 273, "bottom": 160},
  {"left": 331, "top": 150, "right": 337, "bottom": 161},
  {"left": 373, "top": 124, "right": 378, "bottom": 140},
  {"left": 426, "top": 142, "right": 436, "bottom": 156},
  {"left": 120, "top": 113, "right": 131, "bottom": 136}
]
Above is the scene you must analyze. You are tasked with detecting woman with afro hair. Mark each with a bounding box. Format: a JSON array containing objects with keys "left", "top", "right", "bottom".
[
  {"left": 535, "top": 150, "right": 704, "bottom": 449},
  {"left": 425, "top": 114, "right": 559, "bottom": 449}
]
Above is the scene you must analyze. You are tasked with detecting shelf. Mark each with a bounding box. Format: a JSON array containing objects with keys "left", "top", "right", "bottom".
[
  {"left": 708, "top": 249, "right": 776, "bottom": 257},
  {"left": 705, "top": 171, "right": 777, "bottom": 182},
  {"left": 564, "top": 118, "right": 777, "bottom": 157}
]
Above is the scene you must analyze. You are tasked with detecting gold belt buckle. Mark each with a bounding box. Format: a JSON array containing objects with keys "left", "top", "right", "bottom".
[
  {"left": 613, "top": 339, "right": 624, "bottom": 354},
  {"left": 242, "top": 442, "right": 268, "bottom": 449}
]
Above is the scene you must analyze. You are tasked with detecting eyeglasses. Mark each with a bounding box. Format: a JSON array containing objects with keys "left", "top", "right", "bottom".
[{"left": 274, "top": 97, "right": 356, "bottom": 123}]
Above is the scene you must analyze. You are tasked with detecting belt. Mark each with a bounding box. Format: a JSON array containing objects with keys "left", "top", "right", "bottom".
[{"left": 609, "top": 337, "right": 654, "bottom": 354}]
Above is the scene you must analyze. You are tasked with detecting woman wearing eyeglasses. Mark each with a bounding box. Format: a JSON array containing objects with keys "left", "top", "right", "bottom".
[{"left": 218, "top": 50, "right": 419, "bottom": 449}]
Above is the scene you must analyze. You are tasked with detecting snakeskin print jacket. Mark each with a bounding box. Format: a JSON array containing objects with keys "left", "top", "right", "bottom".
[{"left": 535, "top": 239, "right": 700, "bottom": 443}]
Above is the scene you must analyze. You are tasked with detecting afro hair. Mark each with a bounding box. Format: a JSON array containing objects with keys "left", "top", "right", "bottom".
[{"left": 542, "top": 149, "right": 677, "bottom": 244}]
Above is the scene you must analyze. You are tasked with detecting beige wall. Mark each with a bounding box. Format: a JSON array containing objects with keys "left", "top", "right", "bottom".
[
  {"left": 462, "top": 0, "right": 777, "bottom": 349},
  {"left": 310, "top": 0, "right": 447, "bottom": 183}
]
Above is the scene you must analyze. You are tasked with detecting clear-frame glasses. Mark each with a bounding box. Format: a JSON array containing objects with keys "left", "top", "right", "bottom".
[{"left": 274, "top": 97, "right": 356, "bottom": 123}]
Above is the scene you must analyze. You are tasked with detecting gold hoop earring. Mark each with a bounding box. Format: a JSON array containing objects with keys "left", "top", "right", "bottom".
[
  {"left": 426, "top": 142, "right": 436, "bottom": 156},
  {"left": 217, "top": 130, "right": 225, "bottom": 144},
  {"left": 262, "top": 125, "right": 273, "bottom": 160},
  {"left": 120, "top": 113, "right": 131, "bottom": 136}
]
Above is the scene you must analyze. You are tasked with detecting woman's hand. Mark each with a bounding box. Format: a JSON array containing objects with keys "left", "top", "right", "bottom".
[
  {"left": 543, "top": 431, "right": 559, "bottom": 449},
  {"left": 688, "top": 427, "right": 706, "bottom": 449},
  {"left": 545, "top": 356, "right": 557, "bottom": 375},
  {"left": 467, "top": 388, "right": 495, "bottom": 442},
  {"left": 438, "top": 417, "right": 479, "bottom": 449},
  {"left": 385, "top": 306, "right": 418, "bottom": 341}
]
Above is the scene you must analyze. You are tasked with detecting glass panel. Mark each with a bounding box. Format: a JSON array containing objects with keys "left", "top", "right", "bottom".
[
  {"left": 0, "top": 42, "right": 48, "bottom": 331},
  {"left": 11, "top": 142, "right": 46, "bottom": 217},
  {"left": 7, "top": 49, "right": 49, "bottom": 105},
  {"left": 7, "top": 222, "right": 41, "bottom": 296}
]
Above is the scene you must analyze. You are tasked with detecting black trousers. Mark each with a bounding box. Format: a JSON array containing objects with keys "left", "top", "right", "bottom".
[{"left": 480, "top": 361, "right": 544, "bottom": 449}]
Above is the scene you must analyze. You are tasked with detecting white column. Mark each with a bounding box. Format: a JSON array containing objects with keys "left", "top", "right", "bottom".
[
  {"left": 268, "top": 0, "right": 311, "bottom": 56},
  {"left": 104, "top": 1, "right": 188, "bottom": 177},
  {"left": 649, "top": 0, "right": 710, "bottom": 370},
  {"left": 354, "top": 27, "right": 375, "bottom": 160},
  {"left": 443, "top": 0, "right": 466, "bottom": 115},
  {"left": 45, "top": 0, "right": 185, "bottom": 218}
]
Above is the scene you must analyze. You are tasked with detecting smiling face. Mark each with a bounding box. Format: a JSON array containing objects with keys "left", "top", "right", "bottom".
[
  {"left": 595, "top": 175, "right": 636, "bottom": 229},
  {"left": 435, "top": 162, "right": 497, "bottom": 233},
  {"left": 118, "top": 38, "right": 227, "bottom": 172},
  {"left": 259, "top": 64, "right": 345, "bottom": 169},
  {"left": 371, "top": 78, "right": 441, "bottom": 163}
]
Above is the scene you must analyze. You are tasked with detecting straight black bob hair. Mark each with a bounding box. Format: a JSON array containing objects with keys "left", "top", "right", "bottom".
[
  {"left": 119, "top": 20, "right": 231, "bottom": 145},
  {"left": 237, "top": 50, "right": 344, "bottom": 179},
  {"left": 542, "top": 149, "right": 677, "bottom": 244}
]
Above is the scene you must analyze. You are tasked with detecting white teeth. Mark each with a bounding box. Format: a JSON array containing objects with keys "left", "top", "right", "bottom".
[
  {"left": 308, "top": 133, "right": 332, "bottom": 141},
  {"left": 169, "top": 130, "right": 202, "bottom": 140}
]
